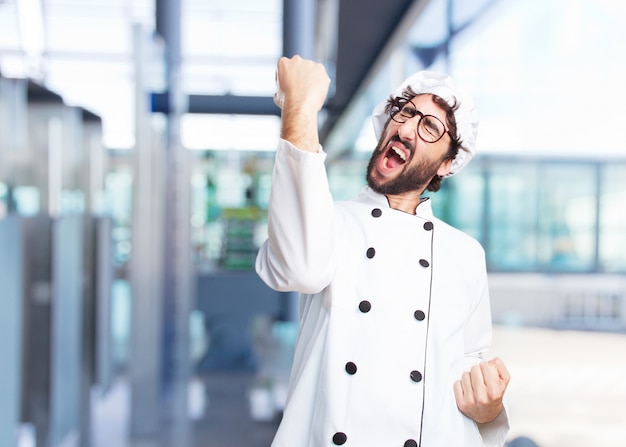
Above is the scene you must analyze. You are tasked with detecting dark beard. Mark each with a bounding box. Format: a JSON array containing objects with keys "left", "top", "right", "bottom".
[{"left": 365, "top": 137, "right": 443, "bottom": 195}]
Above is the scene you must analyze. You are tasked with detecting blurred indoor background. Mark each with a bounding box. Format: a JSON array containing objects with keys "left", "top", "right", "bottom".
[{"left": 1, "top": 0, "right": 625, "bottom": 446}]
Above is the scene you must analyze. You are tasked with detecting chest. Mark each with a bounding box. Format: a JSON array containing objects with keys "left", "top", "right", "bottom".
[{"left": 325, "top": 205, "right": 478, "bottom": 331}]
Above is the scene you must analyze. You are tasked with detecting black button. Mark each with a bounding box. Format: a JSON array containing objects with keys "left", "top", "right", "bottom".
[
  {"left": 404, "top": 440, "right": 418, "bottom": 447},
  {"left": 366, "top": 247, "right": 376, "bottom": 258},
  {"left": 359, "top": 300, "right": 372, "bottom": 313},
  {"left": 333, "top": 432, "right": 347, "bottom": 445},
  {"left": 423, "top": 221, "right": 433, "bottom": 231},
  {"left": 345, "top": 362, "right": 357, "bottom": 375},
  {"left": 414, "top": 310, "right": 425, "bottom": 321},
  {"left": 419, "top": 259, "right": 429, "bottom": 268},
  {"left": 371, "top": 208, "right": 382, "bottom": 217},
  {"left": 410, "top": 370, "right": 423, "bottom": 383}
]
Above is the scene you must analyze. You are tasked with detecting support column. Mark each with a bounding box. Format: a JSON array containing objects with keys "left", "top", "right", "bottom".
[
  {"left": 281, "top": 0, "right": 318, "bottom": 322},
  {"left": 129, "top": 24, "right": 163, "bottom": 439},
  {"left": 0, "top": 217, "right": 24, "bottom": 447},
  {"left": 156, "top": 0, "right": 194, "bottom": 445},
  {"left": 283, "top": 0, "right": 316, "bottom": 59}
]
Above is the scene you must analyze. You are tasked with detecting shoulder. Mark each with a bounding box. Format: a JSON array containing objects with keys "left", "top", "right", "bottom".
[{"left": 432, "top": 217, "right": 485, "bottom": 256}]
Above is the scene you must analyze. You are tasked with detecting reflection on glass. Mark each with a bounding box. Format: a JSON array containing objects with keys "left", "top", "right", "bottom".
[
  {"left": 537, "top": 163, "right": 597, "bottom": 272},
  {"left": 486, "top": 161, "right": 539, "bottom": 271},
  {"left": 12, "top": 186, "right": 40, "bottom": 216},
  {"left": 442, "top": 159, "right": 625, "bottom": 274},
  {"left": 600, "top": 164, "right": 626, "bottom": 272}
]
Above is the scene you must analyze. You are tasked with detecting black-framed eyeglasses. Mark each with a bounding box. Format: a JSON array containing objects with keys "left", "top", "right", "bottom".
[{"left": 389, "top": 97, "right": 449, "bottom": 143}]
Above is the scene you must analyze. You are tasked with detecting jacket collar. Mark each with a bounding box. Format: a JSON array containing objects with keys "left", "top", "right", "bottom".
[{"left": 356, "top": 186, "right": 434, "bottom": 219}]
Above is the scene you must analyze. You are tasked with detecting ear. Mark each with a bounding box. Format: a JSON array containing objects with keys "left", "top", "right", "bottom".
[{"left": 437, "top": 158, "right": 453, "bottom": 177}]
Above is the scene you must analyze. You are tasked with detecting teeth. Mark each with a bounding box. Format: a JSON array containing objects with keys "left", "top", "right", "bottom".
[{"left": 392, "top": 146, "right": 406, "bottom": 161}]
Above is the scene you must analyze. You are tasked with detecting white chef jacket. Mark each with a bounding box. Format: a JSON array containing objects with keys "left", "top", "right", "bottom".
[{"left": 255, "top": 140, "right": 509, "bottom": 447}]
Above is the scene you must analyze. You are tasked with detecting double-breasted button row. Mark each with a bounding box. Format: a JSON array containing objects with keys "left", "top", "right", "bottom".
[
  {"left": 358, "top": 299, "right": 424, "bottom": 321},
  {"left": 342, "top": 360, "right": 421, "bottom": 383},
  {"left": 342, "top": 362, "right": 421, "bottom": 381},
  {"left": 370, "top": 208, "right": 433, "bottom": 229},
  {"left": 332, "top": 432, "right": 418, "bottom": 446},
  {"left": 342, "top": 363, "right": 422, "bottom": 387},
  {"left": 371, "top": 207, "right": 433, "bottom": 230},
  {"left": 365, "top": 247, "right": 430, "bottom": 268}
]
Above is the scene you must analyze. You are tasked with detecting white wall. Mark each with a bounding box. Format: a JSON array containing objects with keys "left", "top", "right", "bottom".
[{"left": 489, "top": 273, "right": 626, "bottom": 330}]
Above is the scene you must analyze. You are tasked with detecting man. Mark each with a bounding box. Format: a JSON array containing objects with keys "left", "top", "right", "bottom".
[{"left": 255, "top": 55, "right": 510, "bottom": 447}]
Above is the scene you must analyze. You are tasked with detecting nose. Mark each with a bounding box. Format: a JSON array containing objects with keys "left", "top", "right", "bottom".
[{"left": 396, "top": 117, "right": 419, "bottom": 142}]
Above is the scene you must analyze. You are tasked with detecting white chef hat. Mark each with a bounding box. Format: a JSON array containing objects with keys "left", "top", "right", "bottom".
[{"left": 371, "top": 70, "right": 479, "bottom": 176}]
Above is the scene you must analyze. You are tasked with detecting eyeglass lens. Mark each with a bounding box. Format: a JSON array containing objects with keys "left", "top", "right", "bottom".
[{"left": 392, "top": 100, "right": 445, "bottom": 143}]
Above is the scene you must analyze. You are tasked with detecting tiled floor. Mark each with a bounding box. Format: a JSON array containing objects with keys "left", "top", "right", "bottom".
[
  {"left": 193, "top": 372, "right": 280, "bottom": 447},
  {"left": 92, "top": 371, "right": 279, "bottom": 447},
  {"left": 91, "top": 326, "right": 626, "bottom": 447},
  {"left": 490, "top": 326, "right": 626, "bottom": 447}
]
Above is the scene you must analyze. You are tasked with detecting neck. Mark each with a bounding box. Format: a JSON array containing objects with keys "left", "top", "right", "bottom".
[{"left": 385, "top": 190, "right": 425, "bottom": 214}]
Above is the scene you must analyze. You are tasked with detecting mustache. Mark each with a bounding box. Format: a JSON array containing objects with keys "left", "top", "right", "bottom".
[{"left": 387, "top": 135, "right": 414, "bottom": 153}]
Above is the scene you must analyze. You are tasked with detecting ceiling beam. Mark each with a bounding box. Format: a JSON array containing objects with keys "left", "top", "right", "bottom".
[{"left": 151, "top": 92, "right": 279, "bottom": 116}]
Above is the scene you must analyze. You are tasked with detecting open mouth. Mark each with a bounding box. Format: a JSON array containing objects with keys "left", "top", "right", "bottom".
[{"left": 380, "top": 143, "right": 409, "bottom": 172}]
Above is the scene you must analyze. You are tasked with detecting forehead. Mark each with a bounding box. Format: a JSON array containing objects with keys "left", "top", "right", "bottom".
[
  {"left": 411, "top": 93, "right": 446, "bottom": 111},
  {"left": 408, "top": 94, "right": 447, "bottom": 118}
]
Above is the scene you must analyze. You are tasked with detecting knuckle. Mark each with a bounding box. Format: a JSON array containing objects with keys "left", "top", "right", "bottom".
[
  {"left": 478, "top": 396, "right": 491, "bottom": 407},
  {"left": 487, "top": 387, "right": 501, "bottom": 400}
]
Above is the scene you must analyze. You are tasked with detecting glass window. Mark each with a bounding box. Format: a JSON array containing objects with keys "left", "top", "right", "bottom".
[
  {"left": 328, "top": 157, "right": 368, "bottom": 202},
  {"left": 0, "top": 182, "right": 6, "bottom": 218},
  {"left": 437, "top": 158, "right": 623, "bottom": 273},
  {"left": 599, "top": 164, "right": 626, "bottom": 272},
  {"left": 438, "top": 160, "right": 485, "bottom": 242},
  {"left": 189, "top": 150, "right": 275, "bottom": 270},
  {"left": 486, "top": 160, "right": 539, "bottom": 271},
  {"left": 536, "top": 163, "right": 597, "bottom": 272}
]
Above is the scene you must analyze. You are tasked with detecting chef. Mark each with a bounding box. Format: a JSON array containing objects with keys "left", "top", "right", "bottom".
[{"left": 255, "top": 55, "right": 510, "bottom": 447}]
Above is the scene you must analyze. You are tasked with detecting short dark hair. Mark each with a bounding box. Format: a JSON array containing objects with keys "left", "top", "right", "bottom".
[{"left": 384, "top": 86, "right": 463, "bottom": 192}]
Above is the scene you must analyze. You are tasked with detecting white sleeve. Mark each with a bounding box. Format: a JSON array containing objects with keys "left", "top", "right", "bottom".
[
  {"left": 463, "top": 255, "right": 492, "bottom": 369},
  {"left": 255, "top": 139, "right": 338, "bottom": 294},
  {"left": 463, "top": 250, "right": 510, "bottom": 446},
  {"left": 478, "top": 405, "right": 510, "bottom": 447}
]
